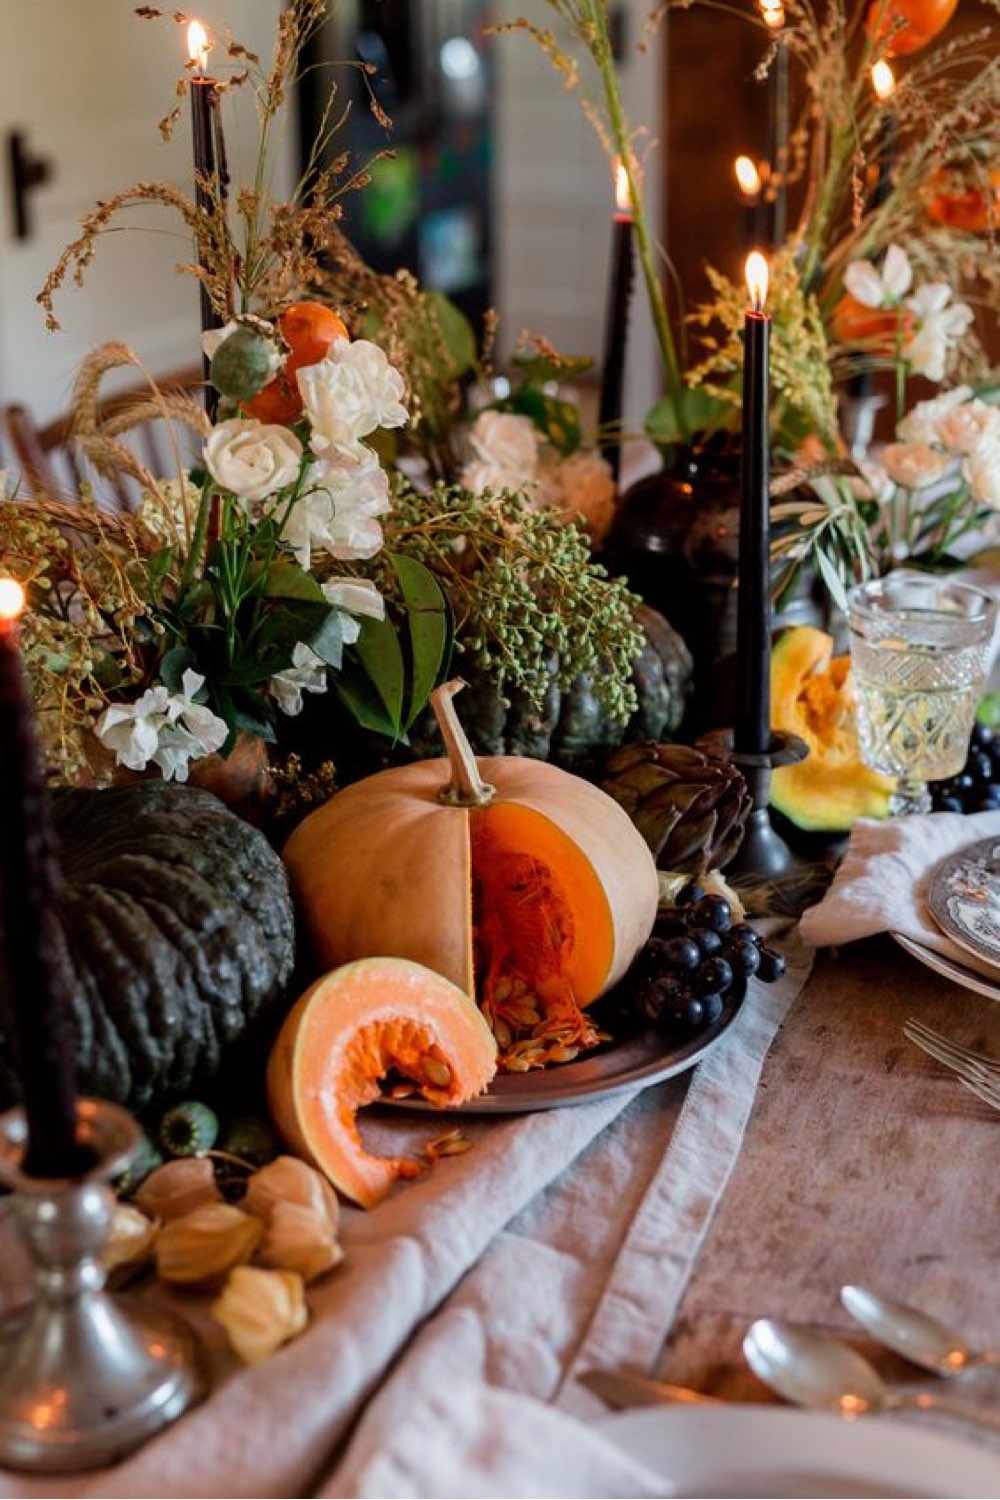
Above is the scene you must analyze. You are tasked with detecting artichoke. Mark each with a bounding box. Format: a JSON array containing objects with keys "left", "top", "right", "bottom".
[{"left": 600, "top": 742, "right": 751, "bottom": 875}]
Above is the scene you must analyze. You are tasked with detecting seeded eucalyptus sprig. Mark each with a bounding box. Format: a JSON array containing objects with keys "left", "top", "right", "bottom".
[{"left": 385, "top": 482, "right": 644, "bottom": 724}]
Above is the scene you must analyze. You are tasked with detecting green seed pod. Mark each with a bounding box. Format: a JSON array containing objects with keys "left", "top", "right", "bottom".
[
  {"left": 159, "top": 1100, "right": 220, "bottom": 1158},
  {"left": 210, "top": 326, "right": 279, "bottom": 402}
]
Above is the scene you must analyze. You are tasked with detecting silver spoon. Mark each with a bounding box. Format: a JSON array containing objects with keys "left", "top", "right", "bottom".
[
  {"left": 841, "top": 1285, "right": 1000, "bottom": 1378},
  {"left": 743, "top": 1319, "right": 1000, "bottom": 1435}
]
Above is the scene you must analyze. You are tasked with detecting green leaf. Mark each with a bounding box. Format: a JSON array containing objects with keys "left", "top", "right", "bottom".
[
  {"left": 308, "top": 608, "right": 344, "bottom": 671},
  {"left": 349, "top": 610, "right": 406, "bottom": 739},
  {"left": 333, "top": 662, "right": 404, "bottom": 739},
  {"left": 160, "top": 645, "right": 197, "bottom": 693},
  {"left": 813, "top": 546, "right": 849, "bottom": 614},
  {"left": 645, "top": 386, "right": 734, "bottom": 447},
  {"left": 176, "top": 579, "right": 216, "bottom": 621},
  {"left": 423, "top": 290, "right": 477, "bottom": 379},
  {"left": 389, "top": 553, "right": 451, "bottom": 727},
  {"left": 508, "top": 386, "right": 582, "bottom": 455},
  {"left": 263, "top": 561, "right": 327, "bottom": 603}
]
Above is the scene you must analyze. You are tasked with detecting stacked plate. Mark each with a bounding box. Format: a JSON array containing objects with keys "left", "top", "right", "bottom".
[{"left": 893, "top": 837, "right": 1000, "bottom": 1002}]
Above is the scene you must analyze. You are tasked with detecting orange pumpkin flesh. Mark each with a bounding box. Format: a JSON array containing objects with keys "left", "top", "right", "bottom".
[
  {"left": 267, "top": 957, "right": 497, "bottom": 1208},
  {"left": 283, "top": 683, "right": 658, "bottom": 1071}
]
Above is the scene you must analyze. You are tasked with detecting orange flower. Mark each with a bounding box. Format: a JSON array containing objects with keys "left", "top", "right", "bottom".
[
  {"left": 830, "top": 293, "right": 915, "bottom": 353},
  {"left": 924, "top": 168, "right": 1000, "bottom": 234},
  {"left": 865, "top": 0, "right": 959, "bottom": 55}
]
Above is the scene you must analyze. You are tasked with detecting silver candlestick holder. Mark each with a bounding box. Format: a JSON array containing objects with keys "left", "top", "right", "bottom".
[{"left": 0, "top": 1097, "right": 205, "bottom": 1472}]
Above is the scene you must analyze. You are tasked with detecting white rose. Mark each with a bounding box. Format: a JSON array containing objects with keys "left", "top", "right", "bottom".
[
  {"left": 963, "top": 432, "right": 1000, "bottom": 511},
  {"left": 204, "top": 419, "right": 302, "bottom": 503},
  {"left": 537, "top": 449, "right": 617, "bottom": 543},
  {"left": 880, "top": 441, "right": 955, "bottom": 491},
  {"left": 296, "top": 339, "right": 407, "bottom": 458},
  {"left": 468, "top": 410, "right": 539, "bottom": 478}
]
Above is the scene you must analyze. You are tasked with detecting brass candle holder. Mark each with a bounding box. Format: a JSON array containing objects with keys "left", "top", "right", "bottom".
[{"left": 0, "top": 1098, "right": 205, "bottom": 1472}]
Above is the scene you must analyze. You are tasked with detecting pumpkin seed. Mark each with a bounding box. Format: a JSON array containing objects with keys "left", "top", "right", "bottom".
[
  {"left": 422, "top": 1058, "right": 453, "bottom": 1088},
  {"left": 492, "top": 1017, "right": 512, "bottom": 1050}
]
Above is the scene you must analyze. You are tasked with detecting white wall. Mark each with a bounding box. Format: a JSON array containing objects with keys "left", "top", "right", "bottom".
[
  {"left": 492, "top": 0, "right": 665, "bottom": 434},
  {"left": 0, "top": 0, "right": 293, "bottom": 429}
]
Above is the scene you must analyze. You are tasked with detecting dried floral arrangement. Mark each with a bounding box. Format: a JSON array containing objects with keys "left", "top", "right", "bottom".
[{"left": 8, "top": 0, "right": 645, "bottom": 787}]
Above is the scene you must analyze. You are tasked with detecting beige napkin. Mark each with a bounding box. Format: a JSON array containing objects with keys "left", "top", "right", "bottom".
[{"left": 799, "top": 809, "right": 1000, "bottom": 978}]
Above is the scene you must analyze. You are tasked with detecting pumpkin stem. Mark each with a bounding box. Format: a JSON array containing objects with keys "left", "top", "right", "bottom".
[{"left": 432, "top": 680, "right": 496, "bottom": 807}]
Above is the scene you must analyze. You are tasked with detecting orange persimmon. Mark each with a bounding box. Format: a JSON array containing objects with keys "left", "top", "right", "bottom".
[
  {"left": 866, "top": 0, "right": 959, "bottom": 55},
  {"left": 245, "top": 301, "right": 349, "bottom": 425},
  {"left": 830, "top": 292, "right": 915, "bottom": 353}
]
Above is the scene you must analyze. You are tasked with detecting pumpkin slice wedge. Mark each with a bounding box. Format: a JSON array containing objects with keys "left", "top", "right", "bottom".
[{"left": 267, "top": 957, "right": 497, "bottom": 1208}]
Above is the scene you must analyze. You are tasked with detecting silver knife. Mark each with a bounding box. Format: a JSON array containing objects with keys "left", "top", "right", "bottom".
[{"left": 579, "top": 1368, "right": 721, "bottom": 1409}]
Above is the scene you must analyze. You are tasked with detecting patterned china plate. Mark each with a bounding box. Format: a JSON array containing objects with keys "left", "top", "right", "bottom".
[{"left": 927, "top": 838, "right": 1000, "bottom": 972}]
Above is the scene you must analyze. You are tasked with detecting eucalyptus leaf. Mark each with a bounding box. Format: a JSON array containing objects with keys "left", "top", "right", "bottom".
[
  {"left": 160, "top": 645, "right": 197, "bottom": 693},
  {"left": 645, "top": 386, "right": 734, "bottom": 447},
  {"left": 308, "top": 608, "right": 345, "bottom": 671}
]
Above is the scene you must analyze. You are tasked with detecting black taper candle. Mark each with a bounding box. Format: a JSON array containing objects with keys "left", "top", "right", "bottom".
[
  {"left": 767, "top": 33, "right": 789, "bottom": 249},
  {"left": 598, "top": 164, "right": 635, "bottom": 485},
  {"left": 734, "top": 258, "right": 772, "bottom": 758},
  {"left": 188, "top": 22, "right": 223, "bottom": 423},
  {"left": 0, "top": 582, "right": 79, "bottom": 1177}
]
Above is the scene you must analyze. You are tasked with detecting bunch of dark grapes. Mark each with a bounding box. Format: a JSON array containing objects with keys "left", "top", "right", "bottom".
[
  {"left": 632, "top": 882, "right": 787, "bottom": 1036},
  {"left": 929, "top": 723, "right": 1000, "bottom": 814}
]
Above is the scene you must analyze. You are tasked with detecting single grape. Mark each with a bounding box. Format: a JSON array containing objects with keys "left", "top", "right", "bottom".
[
  {"left": 756, "top": 948, "right": 787, "bottom": 983},
  {"left": 969, "top": 752, "right": 993, "bottom": 786},
  {"left": 724, "top": 939, "right": 761, "bottom": 978},
  {"left": 675, "top": 881, "right": 706, "bottom": 908},
  {"left": 970, "top": 722, "right": 993, "bottom": 749},
  {"left": 700, "top": 992, "right": 725, "bottom": 1026},
  {"left": 731, "top": 923, "right": 762, "bottom": 948},
  {"left": 693, "top": 956, "right": 734, "bottom": 995},
  {"left": 936, "top": 795, "right": 965, "bottom": 814},
  {"left": 688, "top": 925, "right": 723, "bottom": 958},
  {"left": 682, "top": 997, "right": 706, "bottom": 1029},
  {"left": 661, "top": 936, "right": 701, "bottom": 971},
  {"left": 691, "top": 894, "right": 732, "bottom": 933},
  {"left": 953, "top": 772, "right": 974, "bottom": 793}
]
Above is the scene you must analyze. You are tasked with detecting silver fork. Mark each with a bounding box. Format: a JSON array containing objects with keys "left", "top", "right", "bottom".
[{"left": 904, "top": 1019, "right": 1000, "bottom": 1112}]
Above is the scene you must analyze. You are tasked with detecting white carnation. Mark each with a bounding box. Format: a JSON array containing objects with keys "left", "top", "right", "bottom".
[
  {"left": 279, "top": 452, "right": 390, "bottom": 569},
  {"left": 461, "top": 411, "right": 540, "bottom": 494},
  {"left": 296, "top": 339, "right": 407, "bottom": 459},
  {"left": 963, "top": 432, "right": 1000, "bottom": 511},
  {"left": 880, "top": 441, "right": 955, "bottom": 491}
]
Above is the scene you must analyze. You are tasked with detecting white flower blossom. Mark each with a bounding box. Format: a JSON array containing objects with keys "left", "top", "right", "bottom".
[
  {"left": 204, "top": 419, "right": 302, "bottom": 503},
  {"left": 963, "top": 432, "right": 1000, "bottom": 511},
  {"left": 461, "top": 411, "right": 540, "bottom": 494},
  {"left": 279, "top": 452, "right": 390, "bottom": 569},
  {"left": 843, "top": 244, "right": 913, "bottom": 307},
  {"left": 880, "top": 441, "right": 956, "bottom": 491},
  {"left": 268, "top": 643, "right": 329, "bottom": 717},
  {"left": 296, "top": 339, "right": 407, "bottom": 460},
  {"left": 95, "top": 670, "right": 228, "bottom": 782},
  {"left": 903, "top": 284, "right": 974, "bottom": 383},
  {"left": 321, "top": 577, "right": 385, "bottom": 645}
]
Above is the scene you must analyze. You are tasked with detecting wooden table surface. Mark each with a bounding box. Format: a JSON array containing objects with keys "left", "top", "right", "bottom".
[{"left": 657, "top": 936, "right": 1000, "bottom": 1425}]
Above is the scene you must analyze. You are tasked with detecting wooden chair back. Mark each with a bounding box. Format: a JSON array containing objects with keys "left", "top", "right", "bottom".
[{"left": 4, "top": 367, "right": 208, "bottom": 510}]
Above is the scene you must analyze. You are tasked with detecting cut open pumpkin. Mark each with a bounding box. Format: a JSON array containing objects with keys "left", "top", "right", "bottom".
[
  {"left": 283, "top": 682, "right": 659, "bottom": 1071},
  {"left": 267, "top": 957, "right": 497, "bottom": 1208}
]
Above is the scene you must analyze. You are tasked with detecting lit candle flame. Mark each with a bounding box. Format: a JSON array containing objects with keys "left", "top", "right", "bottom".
[
  {"left": 734, "top": 155, "right": 762, "bottom": 199},
  {"left": 614, "top": 157, "right": 631, "bottom": 215},
  {"left": 745, "top": 251, "right": 769, "bottom": 313},
  {"left": 187, "top": 19, "right": 210, "bottom": 72},
  {"left": 871, "top": 59, "right": 895, "bottom": 102},
  {"left": 0, "top": 577, "right": 26, "bottom": 622},
  {"left": 759, "top": 0, "right": 785, "bottom": 29}
]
